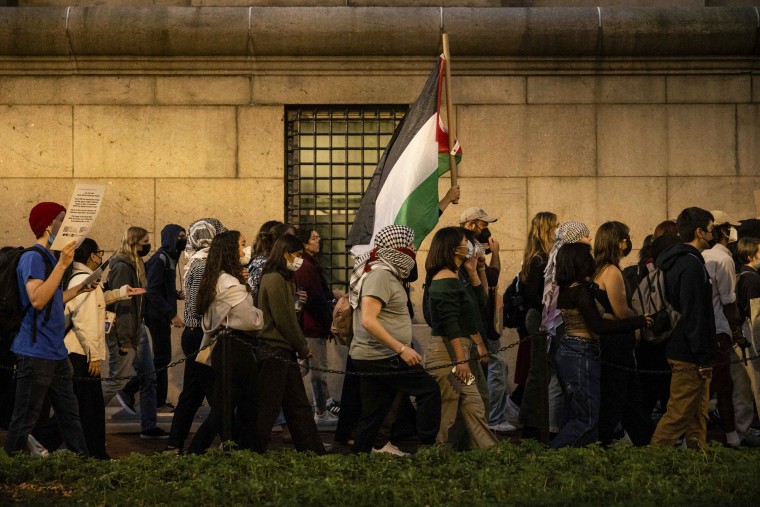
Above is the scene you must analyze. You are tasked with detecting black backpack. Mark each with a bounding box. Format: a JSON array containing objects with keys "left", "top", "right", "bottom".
[
  {"left": 502, "top": 274, "right": 526, "bottom": 329},
  {"left": 0, "top": 246, "right": 54, "bottom": 345}
]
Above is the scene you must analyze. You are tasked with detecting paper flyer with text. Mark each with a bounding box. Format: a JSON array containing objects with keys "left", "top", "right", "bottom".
[{"left": 50, "top": 183, "right": 107, "bottom": 251}]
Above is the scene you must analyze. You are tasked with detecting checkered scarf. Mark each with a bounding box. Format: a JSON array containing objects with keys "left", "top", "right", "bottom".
[
  {"left": 183, "top": 217, "right": 227, "bottom": 278},
  {"left": 542, "top": 221, "right": 590, "bottom": 337},
  {"left": 348, "top": 225, "right": 416, "bottom": 309}
]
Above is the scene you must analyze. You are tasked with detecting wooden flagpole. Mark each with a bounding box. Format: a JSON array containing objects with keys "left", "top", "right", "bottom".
[{"left": 442, "top": 32, "right": 458, "bottom": 204}]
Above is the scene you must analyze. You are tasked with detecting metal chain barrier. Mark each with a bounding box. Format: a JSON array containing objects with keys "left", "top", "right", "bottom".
[
  {"left": 0, "top": 336, "right": 219, "bottom": 382},
  {"left": 2, "top": 329, "right": 759, "bottom": 380}
]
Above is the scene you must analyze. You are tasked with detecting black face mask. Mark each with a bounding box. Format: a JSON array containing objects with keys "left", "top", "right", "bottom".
[
  {"left": 139, "top": 244, "right": 151, "bottom": 257},
  {"left": 476, "top": 228, "right": 491, "bottom": 245},
  {"left": 622, "top": 237, "right": 632, "bottom": 257},
  {"left": 175, "top": 238, "right": 187, "bottom": 256},
  {"left": 404, "top": 263, "right": 419, "bottom": 283}
]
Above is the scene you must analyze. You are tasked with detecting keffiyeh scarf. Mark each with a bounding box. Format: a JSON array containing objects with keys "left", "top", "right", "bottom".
[
  {"left": 183, "top": 217, "right": 227, "bottom": 279},
  {"left": 348, "top": 225, "right": 417, "bottom": 309},
  {"left": 541, "top": 221, "right": 590, "bottom": 337}
]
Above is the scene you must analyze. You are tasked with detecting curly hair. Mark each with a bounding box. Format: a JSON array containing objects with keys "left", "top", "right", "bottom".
[{"left": 196, "top": 231, "right": 247, "bottom": 316}]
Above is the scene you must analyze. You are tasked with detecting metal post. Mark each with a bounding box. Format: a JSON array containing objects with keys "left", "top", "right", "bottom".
[
  {"left": 537, "top": 330, "right": 550, "bottom": 445},
  {"left": 222, "top": 332, "right": 233, "bottom": 444}
]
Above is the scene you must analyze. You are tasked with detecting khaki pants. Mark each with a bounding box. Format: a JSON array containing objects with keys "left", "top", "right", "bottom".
[
  {"left": 651, "top": 359, "right": 711, "bottom": 449},
  {"left": 424, "top": 336, "right": 497, "bottom": 449}
]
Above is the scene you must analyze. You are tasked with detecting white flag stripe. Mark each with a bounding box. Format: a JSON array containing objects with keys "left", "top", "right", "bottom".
[{"left": 350, "top": 114, "right": 438, "bottom": 257}]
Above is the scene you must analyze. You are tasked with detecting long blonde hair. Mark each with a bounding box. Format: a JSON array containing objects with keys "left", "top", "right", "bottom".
[
  {"left": 520, "top": 212, "right": 557, "bottom": 282},
  {"left": 117, "top": 226, "right": 149, "bottom": 287}
]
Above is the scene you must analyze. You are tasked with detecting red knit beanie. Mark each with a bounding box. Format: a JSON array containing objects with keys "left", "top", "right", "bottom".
[{"left": 29, "top": 202, "right": 66, "bottom": 239}]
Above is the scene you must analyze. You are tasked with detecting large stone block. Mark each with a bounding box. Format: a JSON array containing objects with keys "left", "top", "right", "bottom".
[
  {"left": 667, "top": 105, "right": 736, "bottom": 176},
  {"left": 73, "top": 106, "right": 237, "bottom": 178},
  {"left": 249, "top": 6, "right": 440, "bottom": 56},
  {"left": 238, "top": 106, "right": 284, "bottom": 179},
  {"left": 667, "top": 176, "right": 760, "bottom": 220},
  {"left": 155, "top": 178, "right": 284, "bottom": 240},
  {"left": 431, "top": 177, "right": 527, "bottom": 253},
  {"left": 601, "top": 7, "right": 757, "bottom": 57},
  {"left": 444, "top": 7, "right": 599, "bottom": 57},
  {"left": 457, "top": 105, "right": 596, "bottom": 177},
  {"left": 0, "top": 106, "right": 72, "bottom": 178},
  {"left": 598, "top": 105, "right": 667, "bottom": 176},
  {"left": 738, "top": 104, "right": 760, "bottom": 176},
  {"left": 67, "top": 6, "right": 249, "bottom": 56},
  {"left": 250, "top": 74, "right": 428, "bottom": 105},
  {"left": 596, "top": 177, "right": 668, "bottom": 245},
  {"left": 528, "top": 76, "right": 666, "bottom": 104},
  {"left": 456, "top": 76, "right": 525, "bottom": 105},
  {"left": 0, "top": 76, "right": 155, "bottom": 105},
  {"left": 87, "top": 179, "right": 157, "bottom": 251},
  {"left": 527, "top": 177, "right": 599, "bottom": 234},
  {"left": 0, "top": 178, "right": 154, "bottom": 250},
  {"left": 0, "top": 7, "right": 68, "bottom": 56},
  {"left": 155, "top": 76, "right": 250, "bottom": 105},
  {"left": 667, "top": 75, "right": 751, "bottom": 103}
]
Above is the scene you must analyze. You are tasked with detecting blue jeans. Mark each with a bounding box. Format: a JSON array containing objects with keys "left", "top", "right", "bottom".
[
  {"left": 306, "top": 337, "right": 330, "bottom": 413},
  {"left": 551, "top": 337, "right": 601, "bottom": 448},
  {"left": 4, "top": 354, "right": 89, "bottom": 456},
  {"left": 102, "top": 324, "right": 158, "bottom": 432},
  {"left": 486, "top": 338, "right": 510, "bottom": 425}
]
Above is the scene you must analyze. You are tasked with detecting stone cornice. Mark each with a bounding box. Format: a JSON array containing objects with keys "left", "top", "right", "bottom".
[{"left": 1, "top": 6, "right": 759, "bottom": 58}]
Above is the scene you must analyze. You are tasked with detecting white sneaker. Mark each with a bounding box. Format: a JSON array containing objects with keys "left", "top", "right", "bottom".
[
  {"left": 488, "top": 421, "right": 517, "bottom": 433},
  {"left": 371, "top": 442, "right": 410, "bottom": 457},
  {"left": 504, "top": 396, "right": 522, "bottom": 427},
  {"left": 314, "top": 410, "right": 339, "bottom": 424},
  {"left": 27, "top": 435, "right": 49, "bottom": 457}
]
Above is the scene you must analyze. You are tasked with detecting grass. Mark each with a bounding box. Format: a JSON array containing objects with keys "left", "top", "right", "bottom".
[{"left": 2, "top": 441, "right": 760, "bottom": 506}]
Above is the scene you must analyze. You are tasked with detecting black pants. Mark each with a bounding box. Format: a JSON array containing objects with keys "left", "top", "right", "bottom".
[
  {"left": 166, "top": 328, "right": 215, "bottom": 450},
  {"left": 635, "top": 340, "right": 671, "bottom": 417},
  {"left": 188, "top": 331, "right": 259, "bottom": 453},
  {"left": 351, "top": 355, "right": 441, "bottom": 453},
  {"left": 334, "top": 355, "right": 361, "bottom": 443},
  {"left": 256, "top": 344, "right": 325, "bottom": 454},
  {"left": 598, "top": 333, "right": 653, "bottom": 446},
  {"left": 69, "top": 353, "right": 108, "bottom": 458}
]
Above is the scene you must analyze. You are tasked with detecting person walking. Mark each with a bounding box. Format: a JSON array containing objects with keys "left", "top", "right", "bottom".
[{"left": 423, "top": 227, "right": 497, "bottom": 449}]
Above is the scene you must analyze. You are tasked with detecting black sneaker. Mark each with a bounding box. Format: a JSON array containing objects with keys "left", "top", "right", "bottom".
[
  {"left": 116, "top": 391, "right": 137, "bottom": 416},
  {"left": 140, "top": 427, "right": 169, "bottom": 440}
]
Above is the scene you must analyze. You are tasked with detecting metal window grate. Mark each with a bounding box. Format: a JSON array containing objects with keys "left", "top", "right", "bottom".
[{"left": 286, "top": 105, "right": 407, "bottom": 289}]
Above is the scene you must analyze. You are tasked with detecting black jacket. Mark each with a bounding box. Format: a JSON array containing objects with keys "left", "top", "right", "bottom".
[
  {"left": 658, "top": 243, "right": 716, "bottom": 367},
  {"left": 145, "top": 224, "right": 184, "bottom": 322}
]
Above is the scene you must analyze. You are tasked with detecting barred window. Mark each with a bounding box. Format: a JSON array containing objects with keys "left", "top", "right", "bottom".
[{"left": 286, "top": 105, "right": 407, "bottom": 289}]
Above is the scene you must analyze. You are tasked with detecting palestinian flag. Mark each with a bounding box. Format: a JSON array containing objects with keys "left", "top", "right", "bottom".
[{"left": 347, "top": 55, "right": 462, "bottom": 256}]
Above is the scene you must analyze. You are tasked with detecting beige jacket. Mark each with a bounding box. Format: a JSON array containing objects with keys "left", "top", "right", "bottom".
[{"left": 64, "top": 263, "right": 130, "bottom": 361}]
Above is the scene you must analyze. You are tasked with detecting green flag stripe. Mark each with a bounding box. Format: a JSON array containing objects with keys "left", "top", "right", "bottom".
[{"left": 394, "top": 153, "right": 461, "bottom": 248}]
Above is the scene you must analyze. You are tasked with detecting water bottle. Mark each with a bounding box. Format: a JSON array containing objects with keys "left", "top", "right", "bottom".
[{"left": 294, "top": 286, "right": 304, "bottom": 312}]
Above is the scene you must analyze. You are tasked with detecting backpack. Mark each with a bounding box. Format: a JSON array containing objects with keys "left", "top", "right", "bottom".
[
  {"left": 0, "top": 246, "right": 55, "bottom": 345},
  {"left": 630, "top": 267, "right": 681, "bottom": 345},
  {"left": 502, "top": 274, "right": 527, "bottom": 329},
  {"left": 330, "top": 294, "right": 353, "bottom": 347}
]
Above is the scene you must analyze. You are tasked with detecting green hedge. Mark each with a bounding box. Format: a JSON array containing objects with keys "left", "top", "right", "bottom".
[{"left": 2, "top": 441, "right": 760, "bottom": 506}]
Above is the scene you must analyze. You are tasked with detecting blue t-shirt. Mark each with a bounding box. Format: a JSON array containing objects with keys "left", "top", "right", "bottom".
[{"left": 11, "top": 248, "right": 67, "bottom": 360}]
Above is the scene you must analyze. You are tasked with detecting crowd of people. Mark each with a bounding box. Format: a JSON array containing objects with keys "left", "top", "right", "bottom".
[{"left": 2, "top": 196, "right": 760, "bottom": 459}]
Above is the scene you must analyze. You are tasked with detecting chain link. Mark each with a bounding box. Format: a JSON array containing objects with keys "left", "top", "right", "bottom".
[{"left": 2, "top": 330, "right": 759, "bottom": 380}]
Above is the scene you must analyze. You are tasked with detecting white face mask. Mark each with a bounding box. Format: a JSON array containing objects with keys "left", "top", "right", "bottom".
[
  {"left": 287, "top": 256, "right": 304, "bottom": 272},
  {"left": 240, "top": 245, "right": 252, "bottom": 265},
  {"left": 729, "top": 226, "right": 738, "bottom": 243}
]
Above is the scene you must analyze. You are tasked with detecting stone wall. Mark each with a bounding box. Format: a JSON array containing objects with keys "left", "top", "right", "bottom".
[{"left": 1, "top": 5, "right": 758, "bottom": 398}]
